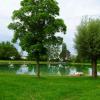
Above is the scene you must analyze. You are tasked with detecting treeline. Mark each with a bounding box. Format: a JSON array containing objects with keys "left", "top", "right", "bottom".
[
  {"left": 0, "top": 41, "right": 71, "bottom": 61},
  {"left": 0, "top": 42, "right": 21, "bottom": 60},
  {"left": 0, "top": 41, "right": 94, "bottom": 63}
]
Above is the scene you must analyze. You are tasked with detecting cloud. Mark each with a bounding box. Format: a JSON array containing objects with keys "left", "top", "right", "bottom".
[
  {"left": 57, "top": 0, "right": 100, "bottom": 54},
  {"left": 58, "top": 0, "right": 100, "bottom": 18},
  {"left": 0, "top": 0, "right": 20, "bottom": 17},
  {"left": 0, "top": 0, "right": 21, "bottom": 41},
  {"left": 0, "top": 0, "right": 100, "bottom": 54}
]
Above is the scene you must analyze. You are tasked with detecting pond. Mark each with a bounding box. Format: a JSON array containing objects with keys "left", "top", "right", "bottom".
[{"left": 0, "top": 63, "right": 100, "bottom": 76}]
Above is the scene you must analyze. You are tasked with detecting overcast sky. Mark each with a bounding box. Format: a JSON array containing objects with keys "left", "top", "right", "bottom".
[{"left": 0, "top": 0, "right": 100, "bottom": 54}]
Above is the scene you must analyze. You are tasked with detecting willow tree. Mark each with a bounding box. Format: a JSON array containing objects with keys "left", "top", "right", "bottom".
[
  {"left": 8, "top": 0, "right": 66, "bottom": 77},
  {"left": 75, "top": 18, "right": 100, "bottom": 77}
]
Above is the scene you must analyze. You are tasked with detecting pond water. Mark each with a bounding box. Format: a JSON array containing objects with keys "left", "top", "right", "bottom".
[{"left": 0, "top": 63, "right": 100, "bottom": 76}]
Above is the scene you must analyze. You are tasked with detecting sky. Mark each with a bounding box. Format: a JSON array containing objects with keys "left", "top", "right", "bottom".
[{"left": 0, "top": 0, "right": 100, "bottom": 55}]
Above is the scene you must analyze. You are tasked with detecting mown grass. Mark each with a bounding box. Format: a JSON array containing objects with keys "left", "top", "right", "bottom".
[
  {"left": 0, "top": 60, "right": 47, "bottom": 64},
  {"left": 0, "top": 60, "right": 94, "bottom": 65},
  {"left": 0, "top": 74, "right": 100, "bottom": 100},
  {"left": 0, "top": 60, "right": 65, "bottom": 65}
]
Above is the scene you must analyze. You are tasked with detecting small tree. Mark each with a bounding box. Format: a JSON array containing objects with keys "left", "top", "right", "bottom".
[
  {"left": 8, "top": 0, "right": 66, "bottom": 77},
  {"left": 75, "top": 18, "right": 100, "bottom": 77},
  {"left": 60, "top": 43, "right": 70, "bottom": 61},
  {"left": 0, "top": 42, "right": 21, "bottom": 60}
]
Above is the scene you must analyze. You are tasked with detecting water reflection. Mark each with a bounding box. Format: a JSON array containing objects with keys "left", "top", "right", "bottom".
[
  {"left": 28, "top": 68, "right": 36, "bottom": 75},
  {"left": 69, "top": 67, "right": 77, "bottom": 75},
  {"left": 15, "top": 64, "right": 85, "bottom": 76},
  {"left": 88, "top": 68, "right": 92, "bottom": 76},
  {"left": 16, "top": 64, "right": 36, "bottom": 75},
  {"left": 88, "top": 68, "right": 100, "bottom": 76},
  {"left": 48, "top": 64, "right": 66, "bottom": 76},
  {"left": 1, "top": 63, "right": 99, "bottom": 76},
  {"left": 16, "top": 64, "right": 29, "bottom": 74},
  {"left": 9, "top": 64, "right": 14, "bottom": 69}
]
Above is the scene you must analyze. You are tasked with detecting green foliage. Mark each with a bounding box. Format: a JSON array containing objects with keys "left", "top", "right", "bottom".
[
  {"left": 0, "top": 42, "right": 21, "bottom": 60},
  {"left": 75, "top": 18, "right": 100, "bottom": 59},
  {"left": 27, "top": 52, "right": 48, "bottom": 61},
  {"left": 75, "top": 17, "right": 100, "bottom": 77},
  {"left": 60, "top": 43, "right": 70, "bottom": 61},
  {"left": 8, "top": 0, "right": 66, "bottom": 61},
  {"left": 46, "top": 44, "right": 61, "bottom": 61}
]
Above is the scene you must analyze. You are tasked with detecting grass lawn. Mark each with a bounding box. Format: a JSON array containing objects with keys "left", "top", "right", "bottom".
[{"left": 0, "top": 74, "right": 100, "bottom": 100}]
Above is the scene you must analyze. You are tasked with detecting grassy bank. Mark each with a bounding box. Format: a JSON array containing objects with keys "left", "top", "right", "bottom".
[
  {"left": 0, "top": 60, "right": 65, "bottom": 64},
  {"left": 1, "top": 60, "right": 100, "bottom": 65},
  {"left": 0, "top": 60, "right": 47, "bottom": 64},
  {"left": 1, "top": 60, "right": 100, "bottom": 66},
  {"left": 0, "top": 74, "right": 100, "bottom": 100}
]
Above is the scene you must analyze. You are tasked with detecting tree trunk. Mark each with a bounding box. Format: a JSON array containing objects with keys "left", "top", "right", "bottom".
[
  {"left": 36, "top": 60, "right": 40, "bottom": 78},
  {"left": 91, "top": 56, "right": 97, "bottom": 78}
]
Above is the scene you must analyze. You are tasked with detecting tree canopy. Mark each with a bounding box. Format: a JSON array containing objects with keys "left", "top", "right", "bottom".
[
  {"left": 75, "top": 18, "right": 100, "bottom": 77},
  {"left": 8, "top": 0, "right": 66, "bottom": 77}
]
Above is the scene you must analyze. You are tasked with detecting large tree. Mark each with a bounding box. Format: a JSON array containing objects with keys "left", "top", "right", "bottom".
[
  {"left": 8, "top": 0, "right": 66, "bottom": 77},
  {"left": 0, "top": 42, "right": 21, "bottom": 60},
  {"left": 75, "top": 18, "right": 100, "bottom": 77}
]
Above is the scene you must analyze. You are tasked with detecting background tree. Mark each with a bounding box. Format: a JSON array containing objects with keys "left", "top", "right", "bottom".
[
  {"left": 47, "top": 44, "right": 61, "bottom": 61},
  {"left": 60, "top": 43, "right": 70, "bottom": 61},
  {"left": 8, "top": 0, "right": 66, "bottom": 77},
  {"left": 0, "top": 42, "right": 21, "bottom": 60},
  {"left": 75, "top": 18, "right": 100, "bottom": 77}
]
